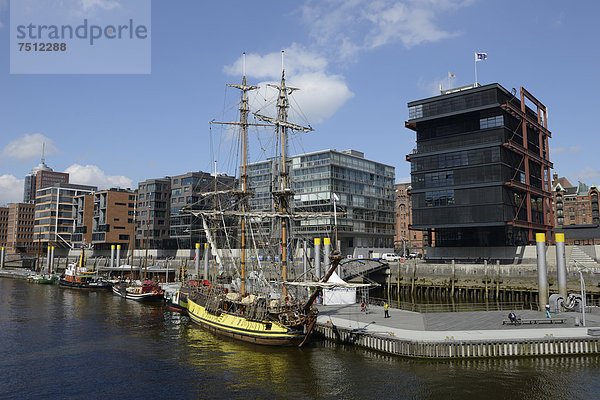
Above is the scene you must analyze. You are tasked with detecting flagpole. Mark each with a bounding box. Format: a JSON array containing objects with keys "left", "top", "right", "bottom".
[{"left": 474, "top": 53, "right": 478, "bottom": 86}]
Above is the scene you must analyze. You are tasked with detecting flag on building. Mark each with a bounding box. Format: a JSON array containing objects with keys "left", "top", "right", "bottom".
[
  {"left": 448, "top": 72, "right": 456, "bottom": 79},
  {"left": 475, "top": 52, "right": 487, "bottom": 62}
]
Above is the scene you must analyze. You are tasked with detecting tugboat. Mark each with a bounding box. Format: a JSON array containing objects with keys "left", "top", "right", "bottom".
[{"left": 58, "top": 248, "right": 112, "bottom": 290}]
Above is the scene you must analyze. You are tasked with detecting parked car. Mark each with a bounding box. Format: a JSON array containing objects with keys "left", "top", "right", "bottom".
[
  {"left": 381, "top": 253, "right": 402, "bottom": 262},
  {"left": 408, "top": 252, "right": 422, "bottom": 259}
]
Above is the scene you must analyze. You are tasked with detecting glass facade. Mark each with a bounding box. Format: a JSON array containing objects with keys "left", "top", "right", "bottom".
[
  {"left": 407, "top": 84, "right": 552, "bottom": 247},
  {"left": 247, "top": 149, "right": 395, "bottom": 255}
]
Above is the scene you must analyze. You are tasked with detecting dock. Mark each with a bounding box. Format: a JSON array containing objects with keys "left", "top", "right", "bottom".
[{"left": 315, "top": 303, "right": 600, "bottom": 358}]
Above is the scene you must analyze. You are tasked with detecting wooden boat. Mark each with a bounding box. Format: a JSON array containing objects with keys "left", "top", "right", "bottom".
[
  {"left": 58, "top": 248, "right": 112, "bottom": 290},
  {"left": 27, "top": 274, "right": 57, "bottom": 284},
  {"left": 165, "top": 287, "right": 188, "bottom": 313},
  {"left": 183, "top": 56, "right": 339, "bottom": 347},
  {"left": 112, "top": 279, "right": 164, "bottom": 302}
]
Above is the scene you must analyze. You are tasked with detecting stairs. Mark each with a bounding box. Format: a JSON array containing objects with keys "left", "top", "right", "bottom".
[{"left": 570, "top": 246, "right": 599, "bottom": 267}]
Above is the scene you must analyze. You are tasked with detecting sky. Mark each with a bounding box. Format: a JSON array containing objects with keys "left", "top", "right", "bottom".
[{"left": 1, "top": 0, "right": 599, "bottom": 205}]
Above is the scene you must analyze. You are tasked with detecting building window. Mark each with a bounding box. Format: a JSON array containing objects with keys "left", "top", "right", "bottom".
[
  {"left": 425, "top": 190, "right": 455, "bottom": 207},
  {"left": 479, "top": 115, "right": 504, "bottom": 129}
]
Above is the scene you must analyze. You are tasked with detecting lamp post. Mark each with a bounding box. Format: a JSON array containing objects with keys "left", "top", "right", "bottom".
[{"left": 574, "top": 260, "right": 588, "bottom": 327}]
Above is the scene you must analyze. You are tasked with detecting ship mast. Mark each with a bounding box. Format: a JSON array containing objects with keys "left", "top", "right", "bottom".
[
  {"left": 211, "top": 53, "right": 261, "bottom": 295},
  {"left": 255, "top": 51, "right": 313, "bottom": 296}
]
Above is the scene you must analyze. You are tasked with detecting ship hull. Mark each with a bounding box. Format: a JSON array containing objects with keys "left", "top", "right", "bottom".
[
  {"left": 112, "top": 285, "right": 164, "bottom": 302},
  {"left": 58, "top": 278, "right": 112, "bottom": 290},
  {"left": 186, "top": 297, "right": 312, "bottom": 346}
]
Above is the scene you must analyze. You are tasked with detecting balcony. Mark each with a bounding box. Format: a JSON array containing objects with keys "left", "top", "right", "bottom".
[
  {"left": 92, "top": 232, "right": 106, "bottom": 242},
  {"left": 96, "top": 224, "right": 110, "bottom": 232}
]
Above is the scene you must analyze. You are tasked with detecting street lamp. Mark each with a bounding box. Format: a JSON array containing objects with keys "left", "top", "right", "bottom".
[{"left": 574, "top": 260, "right": 588, "bottom": 327}]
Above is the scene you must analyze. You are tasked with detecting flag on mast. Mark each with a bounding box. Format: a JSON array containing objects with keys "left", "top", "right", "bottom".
[
  {"left": 448, "top": 72, "right": 456, "bottom": 79},
  {"left": 475, "top": 52, "right": 487, "bottom": 61}
]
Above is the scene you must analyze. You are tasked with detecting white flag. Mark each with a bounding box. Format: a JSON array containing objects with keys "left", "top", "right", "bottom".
[
  {"left": 475, "top": 52, "right": 487, "bottom": 62},
  {"left": 332, "top": 193, "right": 339, "bottom": 202}
]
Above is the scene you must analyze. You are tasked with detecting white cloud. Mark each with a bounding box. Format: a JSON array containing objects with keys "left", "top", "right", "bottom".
[
  {"left": 0, "top": 175, "right": 24, "bottom": 205},
  {"left": 224, "top": 45, "right": 354, "bottom": 124},
  {"left": 80, "top": 0, "right": 121, "bottom": 11},
  {"left": 1, "top": 133, "right": 58, "bottom": 161},
  {"left": 65, "top": 164, "right": 133, "bottom": 190},
  {"left": 568, "top": 167, "right": 600, "bottom": 184},
  {"left": 301, "top": 0, "right": 471, "bottom": 59}
]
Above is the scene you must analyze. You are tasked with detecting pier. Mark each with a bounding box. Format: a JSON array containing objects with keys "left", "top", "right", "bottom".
[{"left": 315, "top": 303, "right": 600, "bottom": 358}]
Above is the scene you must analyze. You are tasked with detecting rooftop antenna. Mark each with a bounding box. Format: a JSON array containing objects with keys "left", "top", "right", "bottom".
[
  {"left": 41, "top": 142, "right": 46, "bottom": 163},
  {"left": 281, "top": 50, "right": 284, "bottom": 73}
]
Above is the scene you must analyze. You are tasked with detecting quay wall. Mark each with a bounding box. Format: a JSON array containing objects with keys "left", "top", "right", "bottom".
[{"left": 314, "top": 324, "right": 600, "bottom": 359}]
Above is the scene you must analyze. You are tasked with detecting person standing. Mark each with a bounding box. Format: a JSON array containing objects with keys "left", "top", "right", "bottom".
[
  {"left": 545, "top": 304, "right": 551, "bottom": 318},
  {"left": 384, "top": 302, "right": 390, "bottom": 318}
]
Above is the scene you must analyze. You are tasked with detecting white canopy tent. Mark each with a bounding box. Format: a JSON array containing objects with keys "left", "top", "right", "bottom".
[{"left": 322, "top": 271, "right": 356, "bottom": 305}]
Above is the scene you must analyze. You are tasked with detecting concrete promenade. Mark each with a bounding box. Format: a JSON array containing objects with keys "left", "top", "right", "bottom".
[
  {"left": 315, "top": 303, "right": 600, "bottom": 358},
  {"left": 317, "top": 303, "right": 600, "bottom": 341}
]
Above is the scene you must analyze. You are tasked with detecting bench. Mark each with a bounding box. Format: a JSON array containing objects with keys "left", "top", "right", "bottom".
[{"left": 503, "top": 318, "right": 566, "bottom": 325}]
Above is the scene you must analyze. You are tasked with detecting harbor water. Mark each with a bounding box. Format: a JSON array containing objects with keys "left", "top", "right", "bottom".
[{"left": 1, "top": 278, "right": 600, "bottom": 399}]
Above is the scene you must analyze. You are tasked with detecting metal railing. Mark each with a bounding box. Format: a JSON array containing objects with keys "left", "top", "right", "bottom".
[{"left": 367, "top": 296, "right": 531, "bottom": 313}]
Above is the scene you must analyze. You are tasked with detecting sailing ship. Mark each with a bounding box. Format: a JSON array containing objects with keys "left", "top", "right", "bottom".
[
  {"left": 183, "top": 52, "right": 341, "bottom": 347},
  {"left": 58, "top": 248, "right": 112, "bottom": 290}
]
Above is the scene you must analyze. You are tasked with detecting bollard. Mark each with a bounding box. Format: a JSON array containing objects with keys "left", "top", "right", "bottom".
[
  {"left": 536, "top": 233, "right": 549, "bottom": 310},
  {"left": 195, "top": 243, "right": 200, "bottom": 279},
  {"left": 110, "top": 245, "right": 115, "bottom": 269},
  {"left": 203, "top": 243, "right": 209, "bottom": 280},
  {"left": 116, "top": 245, "right": 121, "bottom": 269},
  {"left": 555, "top": 233, "right": 568, "bottom": 300},
  {"left": 50, "top": 246, "right": 55, "bottom": 274},
  {"left": 314, "top": 238, "right": 322, "bottom": 280},
  {"left": 0, "top": 247, "right": 4, "bottom": 270},
  {"left": 324, "top": 238, "right": 331, "bottom": 274},
  {"left": 46, "top": 246, "right": 51, "bottom": 273},
  {"left": 303, "top": 240, "right": 307, "bottom": 282}
]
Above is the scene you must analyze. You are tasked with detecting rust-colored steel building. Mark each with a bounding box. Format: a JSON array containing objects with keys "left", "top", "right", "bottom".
[{"left": 405, "top": 83, "right": 553, "bottom": 247}]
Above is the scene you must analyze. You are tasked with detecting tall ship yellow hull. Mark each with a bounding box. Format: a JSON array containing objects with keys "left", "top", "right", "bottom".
[{"left": 185, "top": 293, "right": 316, "bottom": 347}]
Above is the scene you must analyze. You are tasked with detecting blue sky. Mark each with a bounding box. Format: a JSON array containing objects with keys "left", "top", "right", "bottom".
[{"left": 0, "top": 0, "right": 599, "bottom": 205}]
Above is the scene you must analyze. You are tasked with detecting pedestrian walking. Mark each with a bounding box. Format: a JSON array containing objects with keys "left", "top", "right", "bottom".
[
  {"left": 384, "top": 302, "right": 390, "bottom": 318},
  {"left": 545, "top": 304, "right": 551, "bottom": 318},
  {"left": 361, "top": 301, "right": 366, "bottom": 312}
]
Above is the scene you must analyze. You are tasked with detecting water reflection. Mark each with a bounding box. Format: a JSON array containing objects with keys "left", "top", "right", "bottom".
[{"left": 1, "top": 278, "right": 600, "bottom": 400}]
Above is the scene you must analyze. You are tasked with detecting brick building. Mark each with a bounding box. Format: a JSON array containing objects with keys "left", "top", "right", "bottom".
[
  {"left": 72, "top": 189, "right": 137, "bottom": 250},
  {"left": 552, "top": 174, "right": 599, "bottom": 227},
  {"left": 0, "top": 206, "right": 8, "bottom": 248},
  {"left": 552, "top": 173, "right": 600, "bottom": 245},
  {"left": 6, "top": 203, "right": 36, "bottom": 255},
  {"left": 23, "top": 158, "right": 69, "bottom": 204},
  {"left": 394, "top": 183, "right": 424, "bottom": 256}
]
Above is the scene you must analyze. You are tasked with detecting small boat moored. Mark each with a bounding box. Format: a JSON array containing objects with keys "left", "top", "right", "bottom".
[{"left": 112, "top": 279, "right": 165, "bottom": 302}]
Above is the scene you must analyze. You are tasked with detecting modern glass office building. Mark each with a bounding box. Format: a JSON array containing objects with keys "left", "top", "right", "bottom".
[
  {"left": 405, "top": 83, "right": 553, "bottom": 247},
  {"left": 247, "top": 149, "right": 395, "bottom": 256}
]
